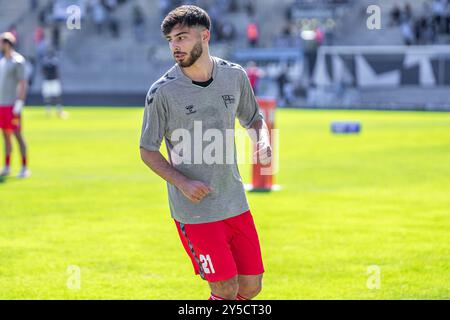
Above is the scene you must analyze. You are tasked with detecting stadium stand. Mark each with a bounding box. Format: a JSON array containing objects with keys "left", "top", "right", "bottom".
[{"left": 2, "top": 0, "right": 449, "bottom": 109}]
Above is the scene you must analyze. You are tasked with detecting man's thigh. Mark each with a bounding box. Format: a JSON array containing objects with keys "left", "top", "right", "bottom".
[
  {"left": 228, "top": 211, "right": 265, "bottom": 276},
  {"left": 174, "top": 219, "right": 238, "bottom": 282}
]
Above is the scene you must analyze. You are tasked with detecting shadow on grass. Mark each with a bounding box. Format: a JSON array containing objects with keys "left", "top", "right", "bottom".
[
  {"left": 0, "top": 176, "right": 30, "bottom": 184},
  {"left": 0, "top": 176, "right": 20, "bottom": 184}
]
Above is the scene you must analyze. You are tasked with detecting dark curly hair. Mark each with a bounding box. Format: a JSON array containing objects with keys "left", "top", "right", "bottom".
[{"left": 161, "top": 5, "right": 211, "bottom": 35}]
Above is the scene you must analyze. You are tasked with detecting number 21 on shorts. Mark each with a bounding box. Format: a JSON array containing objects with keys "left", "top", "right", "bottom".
[{"left": 199, "top": 254, "right": 215, "bottom": 274}]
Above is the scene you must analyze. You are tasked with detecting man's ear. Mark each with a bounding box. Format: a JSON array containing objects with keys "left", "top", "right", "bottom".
[{"left": 202, "top": 28, "right": 210, "bottom": 42}]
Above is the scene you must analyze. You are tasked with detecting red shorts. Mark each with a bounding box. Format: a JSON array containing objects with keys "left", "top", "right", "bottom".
[
  {"left": 0, "top": 106, "right": 21, "bottom": 131},
  {"left": 175, "top": 210, "right": 264, "bottom": 282}
]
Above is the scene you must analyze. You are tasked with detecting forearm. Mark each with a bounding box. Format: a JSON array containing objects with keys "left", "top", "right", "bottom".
[
  {"left": 248, "top": 119, "right": 271, "bottom": 145},
  {"left": 17, "top": 80, "right": 27, "bottom": 101},
  {"left": 140, "top": 148, "right": 189, "bottom": 188},
  {"left": 248, "top": 119, "right": 272, "bottom": 166}
]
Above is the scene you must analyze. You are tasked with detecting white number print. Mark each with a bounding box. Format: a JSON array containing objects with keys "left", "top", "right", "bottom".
[{"left": 199, "top": 254, "right": 215, "bottom": 274}]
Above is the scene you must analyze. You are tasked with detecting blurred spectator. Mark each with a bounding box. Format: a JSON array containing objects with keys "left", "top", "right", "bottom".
[
  {"left": 401, "top": 20, "right": 414, "bottom": 45},
  {"left": 108, "top": 12, "right": 121, "bottom": 38},
  {"left": 246, "top": 22, "right": 259, "bottom": 47},
  {"left": 93, "top": 0, "right": 107, "bottom": 34},
  {"left": 276, "top": 65, "right": 290, "bottom": 107},
  {"left": 34, "top": 25, "right": 46, "bottom": 62},
  {"left": 243, "top": 0, "right": 256, "bottom": 17},
  {"left": 324, "top": 21, "right": 335, "bottom": 45},
  {"left": 228, "top": 0, "right": 239, "bottom": 13},
  {"left": 315, "top": 27, "right": 324, "bottom": 45},
  {"left": 104, "top": 0, "right": 119, "bottom": 12},
  {"left": 245, "top": 61, "right": 263, "bottom": 94},
  {"left": 285, "top": 2, "right": 296, "bottom": 24},
  {"left": 424, "top": 17, "right": 437, "bottom": 44},
  {"left": 390, "top": 0, "right": 450, "bottom": 45},
  {"left": 132, "top": 5, "right": 146, "bottom": 42},
  {"left": 24, "top": 56, "right": 37, "bottom": 89},
  {"left": 51, "top": 23, "right": 61, "bottom": 51},
  {"left": 38, "top": 5, "right": 51, "bottom": 26},
  {"left": 34, "top": 25, "right": 45, "bottom": 44},
  {"left": 403, "top": 2, "right": 413, "bottom": 23},
  {"left": 414, "top": 18, "right": 423, "bottom": 44},
  {"left": 432, "top": 0, "right": 445, "bottom": 33},
  {"left": 445, "top": 1, "right": 450, "bottom": 34},
  {"left": 390, "top": 3, "right": 401, "bottom": 26}
]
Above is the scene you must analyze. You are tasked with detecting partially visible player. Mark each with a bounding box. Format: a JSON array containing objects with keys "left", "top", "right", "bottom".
[
  {"left": 0, "top": 32, "right": 30, "bottom": 178},
  {"left": 41, "top": 49, "right": 67, "bottom": 119}
]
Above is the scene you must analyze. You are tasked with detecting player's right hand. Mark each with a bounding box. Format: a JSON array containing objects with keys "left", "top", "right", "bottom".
[
  {"left": 178, "top": 179, "right": 213, "bottom": 203},
  {"left": 13, "top": 99, "right": 24, "bottom": 115}
]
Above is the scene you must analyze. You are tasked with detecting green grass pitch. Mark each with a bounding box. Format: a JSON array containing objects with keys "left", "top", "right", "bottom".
[{"left": 0, "top": 107, "right": 449, "bottom": 299}]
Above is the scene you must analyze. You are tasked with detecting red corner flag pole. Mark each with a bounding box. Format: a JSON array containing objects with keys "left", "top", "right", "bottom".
[{"left": 247, "top": 97, "right": 279, "bottom": 192}]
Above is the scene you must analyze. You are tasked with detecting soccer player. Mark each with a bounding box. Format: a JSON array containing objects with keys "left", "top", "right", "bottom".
[
  {"left": 140, "top": 5, "right": 272, "bottom": 300},
  {"left": 0, "top": 32, "right": 30, "bottom": 178},
  {"left": 41, "top": 49, "right": 67, "bottom": 119}
]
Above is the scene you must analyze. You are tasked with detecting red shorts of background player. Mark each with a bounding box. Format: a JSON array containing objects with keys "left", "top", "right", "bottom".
[
  {"left": 174, "top": 210, "right": 264, "bottom": 282},
  {"left": 0, "top": 106, "right": 21, "bottom": 131}
]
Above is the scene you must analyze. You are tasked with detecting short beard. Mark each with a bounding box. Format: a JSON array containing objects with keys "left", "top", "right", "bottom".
[{"left": 178, "top": 41, "right": 203, "bottom": 68}]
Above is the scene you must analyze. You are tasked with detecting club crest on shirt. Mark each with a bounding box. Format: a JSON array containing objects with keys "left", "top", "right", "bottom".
[
  {"left": 185, "top": 105, "right": 196, "bottom": 115},
  {"left": 222, "top": 95, "right": 235, "bottom": 109}
]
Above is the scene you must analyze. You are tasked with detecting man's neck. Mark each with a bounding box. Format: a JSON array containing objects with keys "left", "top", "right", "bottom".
[
  {"left": 181, "top": 54, "right": 214, "bottom": 82},
  {"left": 3, "top": 50, "right": 13, "bottom": 59}
]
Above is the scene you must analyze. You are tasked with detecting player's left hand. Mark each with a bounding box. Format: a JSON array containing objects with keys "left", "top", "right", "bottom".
[
  {"left": 254, "top": 141, "right": 272, "bottom": 166},
  {"left": 13, "top": 100, "right": 24, "bottom": 115}
]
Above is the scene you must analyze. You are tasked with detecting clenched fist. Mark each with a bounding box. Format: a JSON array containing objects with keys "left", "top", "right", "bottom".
[
  {"left": 178, "top": 179, "right": 213, "bottom": 203},
  {"left": 13, "top": 100, "right": 24, "bottom": 115}
]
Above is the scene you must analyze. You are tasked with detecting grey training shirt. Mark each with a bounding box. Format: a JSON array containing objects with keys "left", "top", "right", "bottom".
[
  {"left": 140, "top": 56, "right": 264, "bottom": 224},
  {"left": 0, "top": 52, "right": 26, "bottom": 106}
]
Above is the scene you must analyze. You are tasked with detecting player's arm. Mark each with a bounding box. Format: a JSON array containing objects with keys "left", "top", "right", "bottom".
[
  {"left": 247, "top": 118, "right": 272, "bottom": 166},
  {"left": 12, "top": 79, "right": 27, "bottom": 115},
  {"left": 17, "top": 79, "right": 27, "bottom": 101},
  {"left": 140, "top": 148, "right": 212, "bottom": 203},
  {"left": 237, "top": 69, "right": 272, "bottom": 166},
  {"left": 12, "top": 55, "right": 28, "bottom": 116},
  {"left": 140, "top": 88, "right": 211, "bottom": 203}
]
